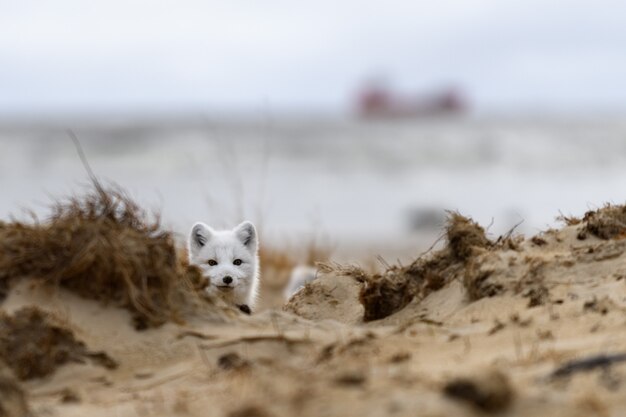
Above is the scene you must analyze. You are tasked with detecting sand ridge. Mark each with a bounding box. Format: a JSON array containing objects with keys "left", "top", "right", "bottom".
[{"left": 3, "top": 191, "right": 626, "bottom": 416}]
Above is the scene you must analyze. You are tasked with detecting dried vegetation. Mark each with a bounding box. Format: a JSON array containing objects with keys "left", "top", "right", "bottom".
[
  {"left": 579, "top": 205, "right": 626, "bottom": 240},
  {"left": 356, "top": 212, "right": 499, "bottom": 321},
  {"left": 0, "top": 184, "right": 207, "bottom": 328}
]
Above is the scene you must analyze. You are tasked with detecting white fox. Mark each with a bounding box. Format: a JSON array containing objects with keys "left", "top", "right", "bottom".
[{"left": 188, "top": 221, "right": 260, "bottom": 313}]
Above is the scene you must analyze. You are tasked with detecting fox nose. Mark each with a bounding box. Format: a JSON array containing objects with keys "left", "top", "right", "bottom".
[{"left": 223, "top": 276, "right": 233, "bottom": 285}]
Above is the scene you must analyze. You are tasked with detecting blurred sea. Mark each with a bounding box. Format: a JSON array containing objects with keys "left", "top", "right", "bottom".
[{"left": 2, "top": 116, "right": 626, "bottom": 254}]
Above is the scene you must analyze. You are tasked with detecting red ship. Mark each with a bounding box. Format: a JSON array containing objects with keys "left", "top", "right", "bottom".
[{"left": 356, "top": 83, "right": 466, "bottom": 118}]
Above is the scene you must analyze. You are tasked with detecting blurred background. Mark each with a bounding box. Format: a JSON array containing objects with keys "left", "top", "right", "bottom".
[{"left": 2, "top": 0, "right": 626, "bottom": 262}]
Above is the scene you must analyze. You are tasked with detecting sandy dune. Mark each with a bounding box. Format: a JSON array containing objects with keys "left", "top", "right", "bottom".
[{"left": 3, "top": 199, "right": 626, "bottom": 417}]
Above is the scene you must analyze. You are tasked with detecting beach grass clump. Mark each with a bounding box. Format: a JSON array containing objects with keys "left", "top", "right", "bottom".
[
  {"left": 359, "top": 212, "right": 493, "bottom": 321},
  {"left": 580, "top": 204, "right": 626, "bottom": 240},
  {"left": 0, "top": 184, "right": 206, "bottom": 328}
]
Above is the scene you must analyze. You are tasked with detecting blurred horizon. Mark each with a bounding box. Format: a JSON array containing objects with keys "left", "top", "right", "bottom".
[
  {"left": 3, "top": 117, "right": 626, "bottom": 252},
  {"left": 3, "top": 1, "right": 626, "bottom": 263}
]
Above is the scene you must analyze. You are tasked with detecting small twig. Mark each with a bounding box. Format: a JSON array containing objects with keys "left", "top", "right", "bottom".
[
  {"left": 176, "top": 330, "right": 219, "bottom": 341},
  {"left": 200, "top": 335, "right": 310, "bottom": 350},
  {"left": 392, "top": 317, "right": 443, "bottom": 334},
  {"left": 376, "top": 255, "right": 391, "bottom": 269},
  {"left": 67, "top": 129, "right": 105, "bottom": 195},
  {"left": 497, "top": 219, "right": 525, "bottom": 244},
  {"left": 550, "top": 353, "right": 626, "bottom": 379},
  {"left": 415, "top": 232, "right": 446, "bottom": 260},
  {"left": 125, "top": 368, "right": 192, "bottom": 393}
]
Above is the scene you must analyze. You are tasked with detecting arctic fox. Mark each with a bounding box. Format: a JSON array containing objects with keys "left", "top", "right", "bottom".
[
  {"left": 188, "top": 221, "right": 260, "bottom": 312},
  {"left": 283, "top": 265, "right": 318, "bottom": 301}
]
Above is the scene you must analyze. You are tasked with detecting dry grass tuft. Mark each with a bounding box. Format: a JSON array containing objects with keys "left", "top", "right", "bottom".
[
  {"left": 0, "top": 184, "right": 207, "bottom": 328},
  {"left": 359, "top": 268, "right": 419, "bottom": 322},
  {"left": 556, "top": 212, "right": 582, "bottom": 226},
  {"left": 446, "top": 212, "right": 492, "bottom": 261},
  {"left": 0, "top": 307, "right": 117, "bottom": 380},
  {"left": 580, "top": 204, "right": 626, "bottom": 240},
  {"left": 358, "top": 212, "right": 494, "bottom": 321},
  {"left": 317, "top": 263, "right": 369, "bottom": 281}
]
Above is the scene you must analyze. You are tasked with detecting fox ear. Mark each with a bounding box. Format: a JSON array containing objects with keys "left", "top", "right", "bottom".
[
  {"left": 189, "top": 222, "right": 212, "bottom": 255},
  {"left": 234, "top": 221, "right": 257, "bottom": 251}
]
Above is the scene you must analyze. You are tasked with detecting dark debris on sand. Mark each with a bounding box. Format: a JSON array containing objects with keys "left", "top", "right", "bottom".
[
  {"left": 217, "top": 352, "right": 251, "bottom": 371},
  {"left": 0, "top": 307, "right": 117, "bottom": 380},
  {"left": 443, "top": 370, "right": 514, "bottom": 413},
  {"left": 550, "top": 353, "right": 626, "bottom": 379}
]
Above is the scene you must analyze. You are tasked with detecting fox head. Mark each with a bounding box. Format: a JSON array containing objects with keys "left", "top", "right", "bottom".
[{"left": 188, "top": 221, "right": 259, "bottom": 300}]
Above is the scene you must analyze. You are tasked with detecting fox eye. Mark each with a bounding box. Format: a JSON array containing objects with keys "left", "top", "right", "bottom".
[
  {"left": 207, "top": 259, "right": 218, "bottom": 266},
  {"left": 233, "top": 259, "right": 243, "bottom": 266}
]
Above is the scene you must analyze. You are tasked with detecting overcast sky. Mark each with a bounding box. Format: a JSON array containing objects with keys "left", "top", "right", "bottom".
[{"left": 1, "top": 0, "right": 625, "bottom": 116}]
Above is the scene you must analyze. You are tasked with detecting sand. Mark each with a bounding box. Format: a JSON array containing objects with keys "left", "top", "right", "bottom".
[{"left": 3, "top": 208, "right": 626, "bottom": 417}]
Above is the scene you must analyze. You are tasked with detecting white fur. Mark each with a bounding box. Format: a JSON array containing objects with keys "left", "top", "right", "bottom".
[
  {"left": 188, "top": 221, "right": 260, "bottom": 310},
  {"left": 283, "top": 265, "right": 318, "bottom": 301}
]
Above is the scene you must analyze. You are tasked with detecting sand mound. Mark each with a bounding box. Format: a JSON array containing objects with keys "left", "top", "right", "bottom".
[
  {"left": 283, "top": 267, "right": 364, "bottom": 324},
  {"left": 463, "top": 222, "right": 626, "bottom": 306},
  {"left": 0, "top": 185, "right": 210, "bottom": 328},
  {"left": 359, "top": 212, "right": 511, "bottom": 321},
  {"left": 284, "top": 213, "right": 524, "bottom": 323},
  {"left": 292, "top": 213, "right": 499, "bottom": 323},
  {"left": 4, "top": 186, "right": 626, "bottom": 416}
]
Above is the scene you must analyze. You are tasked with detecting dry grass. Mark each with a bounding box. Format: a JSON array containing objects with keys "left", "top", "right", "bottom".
[
  {"left": 357, "top": 212, "right": 494, "bottom": 321},
  {"left": 358, "top": 268, "right": 420, "bottom": 321},
  {"left": 445, "top": 212, "right": 492, "bottom": 261},
  {"left": 580, "top": 204, "right": 626, "bottom": 240},
  {"left": 0, "top": 184, "right": 207, "bottom": 328},
  {"left": 299, "top": 212, "right": 522, "bottom": 321},
  {"left": 556, "top": 212, "right": 582, "bottom": 226}
]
